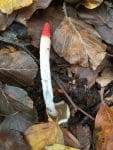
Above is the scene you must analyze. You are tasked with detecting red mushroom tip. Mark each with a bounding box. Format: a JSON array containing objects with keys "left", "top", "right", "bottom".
[{"left": 42, "top": 22, "right": 50, "bottom": 38}]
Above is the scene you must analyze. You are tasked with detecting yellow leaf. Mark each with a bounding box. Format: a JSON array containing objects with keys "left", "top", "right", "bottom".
[
  {"left": 24, "top": 122, "right": 64, "bottom": 150},
  {"left": 82, "top": 0, "right": 103, "bottom": 9},
  {"left": 45, "top": 144, "right": 80, "bottom": 150},
  {"left": 0, "top": 0, "right": 33, "bottom": 14}
]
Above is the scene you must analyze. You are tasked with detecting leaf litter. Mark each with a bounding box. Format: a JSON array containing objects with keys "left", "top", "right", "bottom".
[{"left": 0, "top": 0, "right": 113, "bottom": 150}]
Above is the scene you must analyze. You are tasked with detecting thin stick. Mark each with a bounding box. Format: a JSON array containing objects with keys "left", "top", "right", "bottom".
[{"left": 53, "top": 75, "right": 95, "bottom": 121}]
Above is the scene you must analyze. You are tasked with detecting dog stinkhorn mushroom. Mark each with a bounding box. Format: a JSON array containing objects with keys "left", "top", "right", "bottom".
[{"left": 40, "top": 22, "right": 57, "bottom": 117}]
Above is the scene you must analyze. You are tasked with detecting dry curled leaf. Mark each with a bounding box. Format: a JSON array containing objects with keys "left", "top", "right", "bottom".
[
  {"left": 55, "top": 101, "right": 70, "bottom": 124},
  {"left": 0, "top": 0, "right": 33, "bottom": 14},
  {"left": 82, "top": 0, "right": 103, "bottom": 9},
  {"left": 0, "top": 49, "right": 38, "bottom": 86},
  {"left": 52, "top": 17, "right": 106, "bottom": 70},
  {"left": 24, "top": 122, "right": 64, "bottom": 150},
  {"left": 95, "top": 103, "right": 113, "bottom": 150}
]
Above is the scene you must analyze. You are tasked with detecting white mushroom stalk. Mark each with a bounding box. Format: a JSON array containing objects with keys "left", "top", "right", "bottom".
[{"left": 40, "top": 22, "right": 57, "bottom": 117}]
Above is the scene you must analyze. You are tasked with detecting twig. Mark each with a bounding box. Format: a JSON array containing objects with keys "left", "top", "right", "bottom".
[
  {"left": 53, "top": 75, "right": 95, "bottom": 121},
  {"left": 0, "top": 36, "right": 39, "bottom": 64},
  {"left": 106, "top": 53, "right": 113, "bottom": 57}
]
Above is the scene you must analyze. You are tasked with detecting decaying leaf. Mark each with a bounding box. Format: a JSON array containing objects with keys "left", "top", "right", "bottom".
[
  {"left": 96, "top": 67, "right": 113, "bottom": 87},
  {"left": 24, "top": 122, "right": 64, "bottom": 150},
  {"left": 78, "top": 4, "right": 113, "bottom": 45},
  {"left": 0, "top": 0, "right": 33, "bottom": 14},
  {"left": 95, "top": 103, "right": 113, "bottom": 150},
  {"left": 45, "top": 144, "right": 79, "bottom": 150},
  {"left": 52, "top": 17, "right": 106, "bottom": 70},
  {"left": 16, "top": 0, "right": 53, "bottom": 25},
  {"left": 82, "top": 0, "right": 103, "bottom": 9},
  {"left": 0, "top": 48, "right": 38, "bottom": 86}
]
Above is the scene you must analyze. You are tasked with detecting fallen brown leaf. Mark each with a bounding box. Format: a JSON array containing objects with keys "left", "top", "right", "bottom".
[
  {"left": 52, "top": 17, "right": 106, "bottom": 70},
  {"left": 95, "top": 103, "right": 113, "bottom": 150}
]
